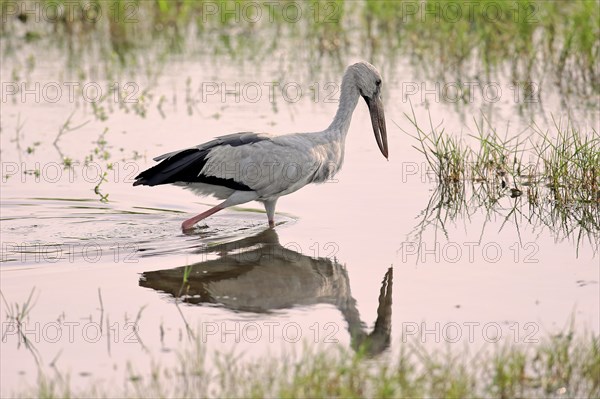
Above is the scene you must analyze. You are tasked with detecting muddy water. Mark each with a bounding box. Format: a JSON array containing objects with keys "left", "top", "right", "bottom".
[{"left": 1, "top": 51, "right": 598, "bottom": 394}]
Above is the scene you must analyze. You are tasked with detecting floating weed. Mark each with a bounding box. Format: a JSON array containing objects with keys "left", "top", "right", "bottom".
[
  {"left": 23, "top": 168, "right": 41, "bottom": 178},
  {"left": 62, "top": 157, "right": 73, "bottom": 168},
  {"left": 25, "top": 143, "right": 40, "bottom": 154}
]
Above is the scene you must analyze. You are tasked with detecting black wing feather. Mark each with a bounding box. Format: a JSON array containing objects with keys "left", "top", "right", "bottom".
[{"left": 133, "top": 132, "right": 269, "bottom": 190}]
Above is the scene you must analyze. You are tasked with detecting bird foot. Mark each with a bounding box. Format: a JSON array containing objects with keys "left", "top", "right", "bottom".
[
  {"left": 181, "top": 205, "right": 224, "bottom": 232},
  {"left": 182, "top": 220, "right": 197, "bottom": 231},
  {"left": 268, "top": 220, "right": 275, "bottom": 228}
]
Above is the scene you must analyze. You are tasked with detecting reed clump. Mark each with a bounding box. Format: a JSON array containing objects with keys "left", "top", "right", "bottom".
[{"left": 404, "top": 109, "right": 600, "bottom": 250}]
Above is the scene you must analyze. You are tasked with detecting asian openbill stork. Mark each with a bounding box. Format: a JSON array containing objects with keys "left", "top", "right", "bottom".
[{"left": 133, "top": 61, "right": 388, "bottom": 230}]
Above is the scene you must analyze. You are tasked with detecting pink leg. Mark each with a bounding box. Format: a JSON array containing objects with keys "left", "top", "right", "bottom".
[
  {"left": 182, "top": 191, "right": 260, "bottom": 231},
  {"left": 181, "top": 205, "right": 223, "bottom": 231}
]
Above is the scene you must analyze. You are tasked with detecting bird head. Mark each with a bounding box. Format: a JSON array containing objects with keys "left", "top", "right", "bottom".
[{"left": 350, "top": 62, "right": 388, "bottom": 159}]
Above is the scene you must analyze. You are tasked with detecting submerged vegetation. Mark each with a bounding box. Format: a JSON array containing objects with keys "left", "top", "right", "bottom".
[
  {"left": 4, "top": 290, "right": 598, "bottom": 399},
  {"left": 1, "top": 0, "right": 599, "bottom": 94},
  {"left": 393, "top": 0, "right": 600, "bottom": 95},
  {"left": 16, "top": 328, "right": 600, "bottom": 399}
]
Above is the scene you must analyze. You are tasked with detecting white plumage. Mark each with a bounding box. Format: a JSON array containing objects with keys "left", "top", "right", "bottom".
[{"left": 134, "top": 61, "right": 388, "bottom": 230}]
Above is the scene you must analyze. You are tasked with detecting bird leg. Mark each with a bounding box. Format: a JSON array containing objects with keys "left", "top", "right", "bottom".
[
  {"left": 181, "top": 205, "right": 223, "bottom": 231},
  {"left": 182, "top": 191, "right": 260, "bottom": 231},
  {"left": 264, "top": 199, "right": 278, "bottom": 228}
]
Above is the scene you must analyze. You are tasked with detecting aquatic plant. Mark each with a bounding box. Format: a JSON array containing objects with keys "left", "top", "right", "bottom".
[
  {"left": 16, "top": 326, "right": 600, "bottom": 398},
  {"left": 403, "top": 106, "right": 600, "bottom": 254}
]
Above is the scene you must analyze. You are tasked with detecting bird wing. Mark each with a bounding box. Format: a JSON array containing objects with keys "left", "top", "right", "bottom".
[
  {"left": 134, "top": 131, "right": 331, "bottom": 199},
  {"left": 152, "top": 132, "right": 271, "bottom": 162},
  {"left": 201, "top": 134, "right": 327, "bottom": 198},
  {"left": 133, "top": 132, "right": 272, "bottom": 189}
]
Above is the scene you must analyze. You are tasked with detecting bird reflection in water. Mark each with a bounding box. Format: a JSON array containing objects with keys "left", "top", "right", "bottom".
[{"left": 140, "top": 229, "right": 392, "bottom": 356}]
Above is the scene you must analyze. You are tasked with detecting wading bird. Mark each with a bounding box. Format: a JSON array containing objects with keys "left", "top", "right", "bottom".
[{"left": 133, "top": 61, "right": 388, "bottom": 230}]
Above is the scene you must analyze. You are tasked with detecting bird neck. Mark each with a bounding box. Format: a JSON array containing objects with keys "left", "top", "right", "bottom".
[{"left": 327, "top": 70, "right": 360, "bottom": 139}]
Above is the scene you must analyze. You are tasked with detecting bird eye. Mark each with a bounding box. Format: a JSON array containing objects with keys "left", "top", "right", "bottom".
[{"left": 375, "top": 79, "right": 382, "bottom": 86}]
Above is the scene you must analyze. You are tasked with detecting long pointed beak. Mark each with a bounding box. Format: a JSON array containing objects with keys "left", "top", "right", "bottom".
[{"left": 364, "top": 94, "right": 388, "bottom": 159}]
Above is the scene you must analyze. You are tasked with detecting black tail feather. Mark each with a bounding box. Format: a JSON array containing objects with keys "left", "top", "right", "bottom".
[
  {"left": 133, "top": 149, "right": 209, "bottom": 187},
  {"left": 134, "top": 132, "right": 270, "bottom": 189},
  {"left": 133, "top": 148, "right": 253, "bottom": 191}
]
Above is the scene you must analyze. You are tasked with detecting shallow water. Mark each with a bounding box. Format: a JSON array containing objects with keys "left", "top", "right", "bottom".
[{"left": 1, "top": 21, "right": 599, "bottom": 395}]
